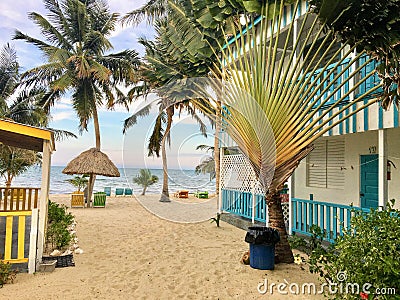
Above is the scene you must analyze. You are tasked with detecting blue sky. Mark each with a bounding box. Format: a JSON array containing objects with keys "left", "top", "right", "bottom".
[{"left": 0, "top": 0, "right": 214, "bottom": 169}]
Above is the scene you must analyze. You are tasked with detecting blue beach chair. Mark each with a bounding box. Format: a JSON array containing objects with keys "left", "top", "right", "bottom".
[
  {"left": 124, "top": 188, "right": 133, "bottom": 196},
  {"left": 115, "top": 188, "right": 124, "bottom": 196},
  {"left": 104, "top": 187, "right": 111, "bottom": 196}
]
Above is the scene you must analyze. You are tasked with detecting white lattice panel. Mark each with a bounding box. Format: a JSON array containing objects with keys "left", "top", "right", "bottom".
[
  {"left": 221, "top": 154, "right": 265, "bottom": 194},
  {"left": 221, "top": 153, "right": 290, "bottom": 228}
]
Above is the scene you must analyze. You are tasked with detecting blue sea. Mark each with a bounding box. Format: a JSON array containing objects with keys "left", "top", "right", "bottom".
[{"left": 11, "top": 166, "right": 216, "bottom": 195}]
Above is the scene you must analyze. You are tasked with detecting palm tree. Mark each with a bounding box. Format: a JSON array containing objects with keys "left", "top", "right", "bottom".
[
  {"left": 0, "top": 145, "right": 41, "bottom": 188},
  {"left": 123, "top": 15, "right": 214, "bottom": 202},
  {"left": 14, "top": 0, "right": 141, "bottom": 201},
  {"left": 133, "top": 169, "right": 158, "bottom": 195},
  {"left": 65, "top": 174, "right": 89, "bottom": 192},
  {"left": 123, "top": 0, "right": 243, "bottom": 197},
  {"left": 195, "top": 145, "right": 216, "bottom": 181},
  {"left": 122, "top": 0, "right": 168, "bottom": 25},
  {"left": 0, "top": 43, "right": 76, "bottom": 187},
  {"left": 193, "top": 1, "right": 383, "bottom": 263}
]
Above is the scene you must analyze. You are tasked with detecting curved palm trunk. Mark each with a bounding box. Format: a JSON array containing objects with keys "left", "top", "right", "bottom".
[
  {"left": 266, "top": 190, "right": 293, "bottom": 263},
  {"left": 214, "top": 100, "right": 221, "bottom": 195},
  {"left": 5, "top": 173, "right": 12, "bottom": 189},
  {"left": 160, "top": 107, "right": 173, "bottom": 202},
  {"left": 142, "top": 185, "right": 147, "bottom": 195},
  {"left": 87, "top": 105, "right": 101, "bottom": 207}
]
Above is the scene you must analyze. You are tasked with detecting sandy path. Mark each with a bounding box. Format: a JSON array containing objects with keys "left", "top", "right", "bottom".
[{"left": 1, "top": 194, "right": 323, "bottom": 299}]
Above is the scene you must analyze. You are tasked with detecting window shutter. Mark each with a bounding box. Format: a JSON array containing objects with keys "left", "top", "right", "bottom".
[
  {"left": 327, "top": 139, "right": 345, "bottom": 189},
  {"left": 307, "top": 138, "right": 345, "bottom": 189},
  {"left": 307, "top": 140, "right": 327, "bottom": 188}
]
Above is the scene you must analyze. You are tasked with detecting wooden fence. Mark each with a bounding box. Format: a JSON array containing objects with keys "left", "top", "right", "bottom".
[
  {"left": 0, "top": 209, "right": 38, "bottom": 273},
  {"left": 0, "top": 187, "right": 40, "bottom": 211}
]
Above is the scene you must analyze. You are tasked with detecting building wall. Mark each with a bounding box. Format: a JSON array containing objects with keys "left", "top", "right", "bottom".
[{"left": 294, "top": 127, "right": 400, "bottom": 209}]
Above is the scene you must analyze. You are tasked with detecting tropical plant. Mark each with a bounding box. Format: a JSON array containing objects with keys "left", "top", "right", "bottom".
[
  {"left": 123, "top": 0, "right": 246, "bottom": 197},
  {"left": 210, "top": 212, "right": 221, "bottom": 227},
  {"left": 292, "top": 201, "right": 400, "bottom": 299},
  {"left": 122, "top": 0, "right": 168, "bottom": 25},
  {"left": 0, "top": 146, "right": 41, "bottom": 188},
  {"left": 133, "top": 169, "right": 158, "bottom": 195},
  {"left": 123, "top": 14, "right": 215, "bottom": 202},
  {"left": 46, "top": 200, "right": 74, "bottom": 250},
  {"left": 0, "top": 43, "right": 76, "bottom": 187},
  {"left": 65, "top": 174, "right": 89, "bottom": 192},
  {"left": 309, "top": 0, "right": 400, "bottom": 109},
  {"left": 195, "top": 145, "right": 216, "bottom": 181},
  {"left": 14, "top": 0, "right": 141, "bottom": 203},
  {"left": 193, "top": 0, "right": 382, "bottom": 263},
  {"left": 0, "top": 260, "right": 17, "bottom": 288}
]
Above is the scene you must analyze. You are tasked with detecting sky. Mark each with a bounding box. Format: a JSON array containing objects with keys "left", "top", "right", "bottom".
[{"left": 0, "top": 0, "right": 215, "bottom": 169}]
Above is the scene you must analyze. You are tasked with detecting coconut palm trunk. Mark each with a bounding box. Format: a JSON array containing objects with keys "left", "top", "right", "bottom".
[
  {"left": 160, "top": 106, "right": 174, "bottom": 202},
  {"left": 141, "top": 185, "right": 148, "bottom": 195}
]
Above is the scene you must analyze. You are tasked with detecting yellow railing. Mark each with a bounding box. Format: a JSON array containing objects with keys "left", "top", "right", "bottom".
[
  {"left": 1, "top": 211, "right": 32, "bottom": 263},
  {"left": 0, "top": 187, "right": 40, "bottom": 211}
]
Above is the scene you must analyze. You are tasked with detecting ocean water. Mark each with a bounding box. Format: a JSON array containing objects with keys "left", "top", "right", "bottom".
[{"left": 11, "top": 166, "right": 216, "bottom": 195}]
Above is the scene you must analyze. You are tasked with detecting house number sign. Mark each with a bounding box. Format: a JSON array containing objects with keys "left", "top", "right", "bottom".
[{"left": 369, "top": 146, "right": 377, "bottom": 154}]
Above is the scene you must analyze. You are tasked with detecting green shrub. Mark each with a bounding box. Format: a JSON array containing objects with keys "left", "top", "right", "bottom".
[
  {"left": 46, "top": 201, "right": 74, "bottom": 250},
  {"left": 291, "top": 200, "right": 400, "bottom": 299},
  {"left": 0, "top": 260, "right": 17, "bottom": 288}
]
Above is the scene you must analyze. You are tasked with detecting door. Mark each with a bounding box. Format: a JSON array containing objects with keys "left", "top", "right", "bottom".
[{"left": 360, "top": 154, "right": 378, "bottom": 209}]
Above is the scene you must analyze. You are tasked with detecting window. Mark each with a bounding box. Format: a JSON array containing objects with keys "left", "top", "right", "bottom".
[{"left": 307, "top": 138, "right": 345, "bottom": 189}]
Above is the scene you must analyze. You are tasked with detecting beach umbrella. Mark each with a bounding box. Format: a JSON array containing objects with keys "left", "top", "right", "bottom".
[{"left": 62, "top": 148, "right": 120, "bottom": 207}]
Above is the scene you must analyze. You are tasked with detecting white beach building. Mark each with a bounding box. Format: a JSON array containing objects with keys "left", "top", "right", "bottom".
[{"left": 218, "top": 0, "right": 400, "bottom": 242}]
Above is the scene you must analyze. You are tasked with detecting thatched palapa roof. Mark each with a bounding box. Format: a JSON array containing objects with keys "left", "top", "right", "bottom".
[{"left": 62, "top": 148, "right": 120, "bottom": 177}]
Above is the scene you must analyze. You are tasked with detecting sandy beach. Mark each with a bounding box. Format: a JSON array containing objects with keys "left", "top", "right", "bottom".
[{"left": 1, "top": 194, "right": 323, "bottom": 299}]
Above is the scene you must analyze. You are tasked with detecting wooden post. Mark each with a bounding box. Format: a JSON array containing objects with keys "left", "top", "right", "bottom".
[
  {"left": 288, "top": 175, "right": 294, "bottom": 235},
  {"left": 37, "top": 140, "right": 51, "bottom": 268},
  {"left": 251, "top": 177, "right": 255, "bottom": 224},
  {"left": 28, "top": 208, "right": 38, "bottom": 274},
  {"left": 378, "top": 129, "right": 388, "bottom": 209},
  {"left": 217, "top": 148, "right": 223, "bottom": 214}
]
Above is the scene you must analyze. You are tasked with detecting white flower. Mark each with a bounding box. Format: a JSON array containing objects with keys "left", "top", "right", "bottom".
[{"left": 294, "top": 255, "right": 302, "bottom": 265}]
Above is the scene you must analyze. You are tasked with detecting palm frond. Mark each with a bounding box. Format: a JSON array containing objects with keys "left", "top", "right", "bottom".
[
  {"left": 122, "top": 103, "right": 152, "bottom": 133},
  {"left": 207, "top": 1, "right": 382, "bottom": 192},
  {"left": 121, "top": 0, "right": 168, "bottom": 26},
  {"left": 48, "top": 128, "right": 78, "bottom": 141}
]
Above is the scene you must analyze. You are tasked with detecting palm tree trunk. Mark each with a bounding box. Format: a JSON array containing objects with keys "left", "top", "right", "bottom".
[
  {"left": 266, "top": 190, "right": 293, "bottom": 263},
  {"left": 93, "top": 105, "right": 101, "bottom": 150},
  {"left": 214, "top": 100, "right": 221, "bottom": 195},
  {"left": 87, "top": 105, "right": 101, "bottom": 207},
  {"left": 160, "top": 107, "right": 173, "bottom": 202},
  {"left": 6, "top": 172, "right": 12, "bottom": 188},
  {"left": 87, "top": 174, "right": 94, "bottom": 208},
  {"left": 142, "top": 185, "right": 147, "bottom": 196}
]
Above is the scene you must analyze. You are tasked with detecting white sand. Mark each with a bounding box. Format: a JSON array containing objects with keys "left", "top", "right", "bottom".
[{"left": 1, "top": 194, "right": 323, "bottom": 299}]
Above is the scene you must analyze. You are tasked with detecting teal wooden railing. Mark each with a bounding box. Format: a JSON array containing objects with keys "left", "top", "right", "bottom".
[
  {"left": 292, "top": 198, "right": 370, "bottom": 243},
  {"left": 303, "top": 58, "right": 351, "bottom": 110},
  {"left": 221, "top": 189, "right": 267, "bottom": 222}
]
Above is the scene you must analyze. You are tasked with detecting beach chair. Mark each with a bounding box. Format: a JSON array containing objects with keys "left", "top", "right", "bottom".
[
  {"left": 93, "top": 192, "right": 106, "bottom": 207},
  {"left": 124, "top": 188, "right": 133, "bottom": 196},
  {"left": 71, "top": 192, "right": 85, "bottom": 208},
  {"left": 104, "top": 187, "right": 111, "bottom": 196},
  {"left": 194, "top": 191, "right": 208, "bottom": 199},
  {"left": 115, "top": 188, "right": 124, "bottom": 196},
  {"left": 174, "top": 190, "right": 189, "bottom": 198}
]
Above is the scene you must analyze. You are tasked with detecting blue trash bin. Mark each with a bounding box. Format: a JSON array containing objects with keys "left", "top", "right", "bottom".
[
  {"left": 245, "top": 226, "right": 280, "bottom": 270},
  {"left": 249, "top": 243, "right": 275, "bottom": 270}
]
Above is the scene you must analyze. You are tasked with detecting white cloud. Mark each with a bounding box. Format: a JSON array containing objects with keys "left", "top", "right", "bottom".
[{"left": 52, "top": 111, "right": 74, "bottom": 121}]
